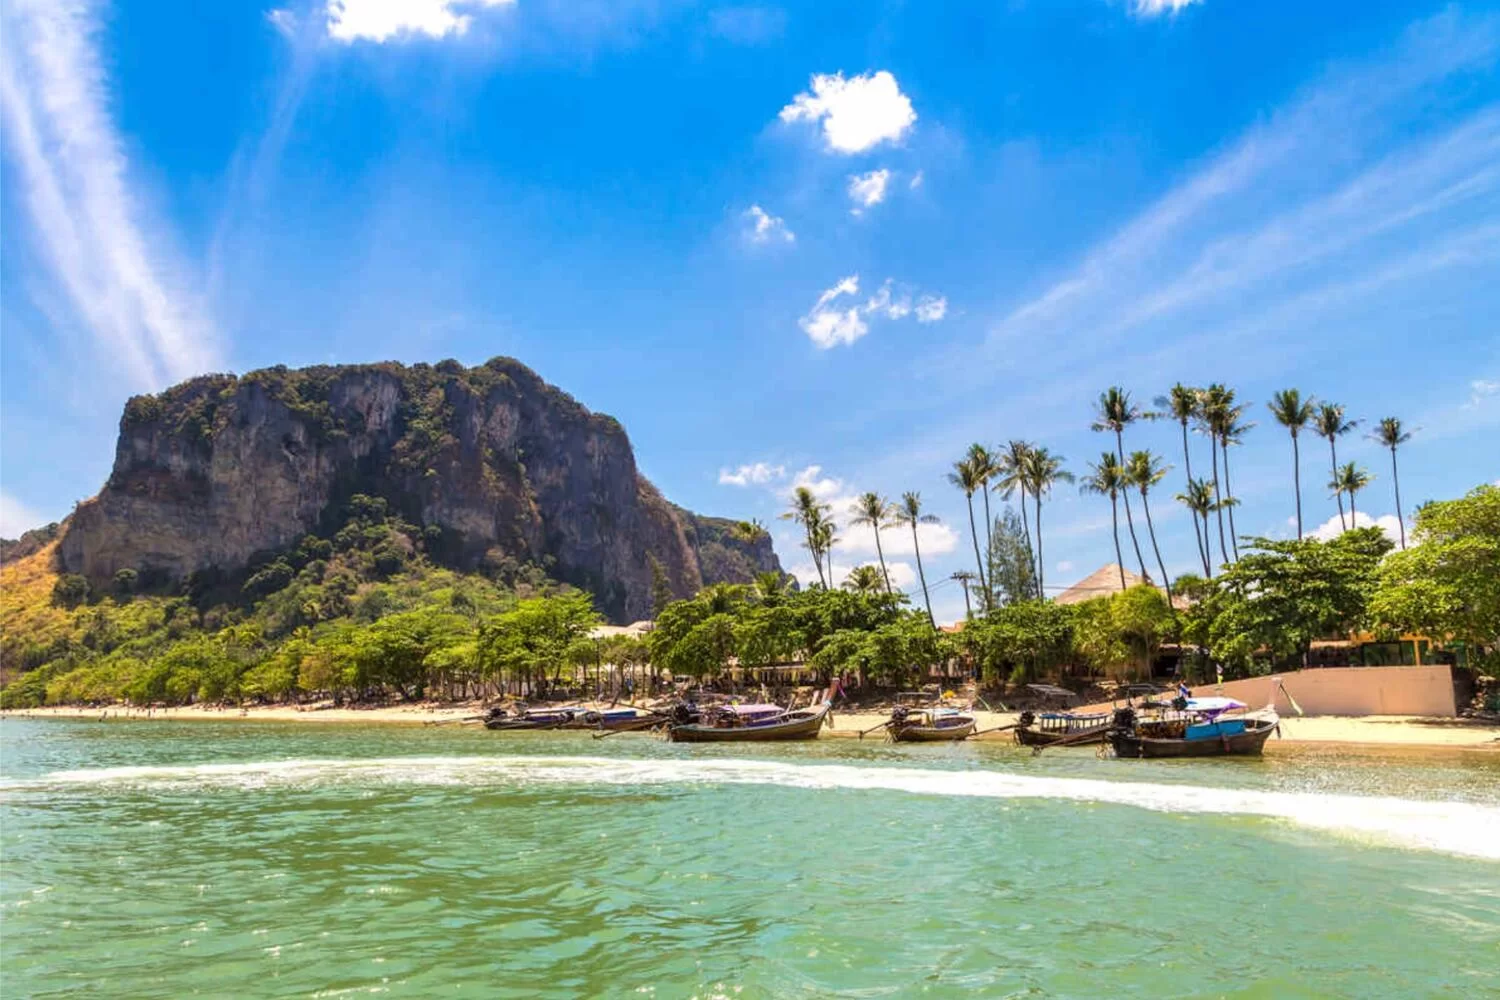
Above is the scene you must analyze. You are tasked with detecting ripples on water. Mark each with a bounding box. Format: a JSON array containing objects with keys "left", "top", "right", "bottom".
[{"left": 2, "top": 719, "right": 1497, "bottom": 998}]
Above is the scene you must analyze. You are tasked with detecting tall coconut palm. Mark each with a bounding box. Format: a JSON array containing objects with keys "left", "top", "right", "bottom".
[
  {"left": 1080, "top": 452, "right": 1129, "bottom": 591},
  {"left": 950, "top": 570, "right": 977, "bottom": 620},
  {"left": 842, "top": 564, "right": 885, "bottom": 594},
  {"left": 893, "top": 491, "right": 940, "bottom": 628},
  {"left": 1021, "top": 446, "right": 1073, "bottom": 599},
  {"left": 995, "top": 440, "right": 1037, "bottom": 590},
  {"left": 779, "top": 486, "right": 830, "bottom": 588},
  {"left": 1371, "top": 417, "right": 1413, "bottom": 549},
  {"left": 1215, "top": 405, "right": 1253, "bottom": 561},
  {"left": 967, "top": 444, "right": 998, "bottom": 586},
  {"left": 1090, "top": 387, "right": 1148, "bottom": 578},
  {"left": 1312, "top": 404, "right": 1360, "bottom": 532},
  {"left": 948, "top": 457, "right": 991, "bottom": 610},
  {"left": 1125, "top": 450, "right": 1173, "bottom": 605},
  {"left": 1330, "top": 462, "right": 1373, "bottom": 524},
  {"left": 849, "top": 492, "right": 895, "bottom": 594},
  {"left": 813, "top": 516, "right": 838, "bottom": 586},
  {"left": 1268, "top": 388, "right": 1317, "bottom": 539},
  {"left": 1175, "top": 478, "right": 1217, "bottom": 576},
  {"left": 1153, "top": 384, "right": 1205, "bottom": 567},
  {"left": 1197, "top": 384, "right": 1232, "bottom": 565}
]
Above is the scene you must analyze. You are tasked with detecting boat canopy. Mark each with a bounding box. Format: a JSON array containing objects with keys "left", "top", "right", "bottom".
[
  {"left": 722, "top": 703, "right": 784, "bottom": 716},
  {"left": 1183, "top": 697, "right": 1246, "bottom": 714}
]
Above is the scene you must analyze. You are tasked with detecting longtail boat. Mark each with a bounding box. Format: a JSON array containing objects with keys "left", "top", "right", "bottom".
[
  {"left": 667, "top": 697, "right": 831, "bottom": 743},
  {"left": 887, "top": 706, "right": 976, "bottom": 742},
  {"left": 574, "top": 708, "right": 668, "bottom": 733},
  {"left": 1013, "top": 710, "right": 1112, "bottom": 748},
  {"left": 1106, "top": 698, "right": 1278, "bottom": 758},
  {"left": 482, "top": 706, "right": 581, "bottom": 731}
]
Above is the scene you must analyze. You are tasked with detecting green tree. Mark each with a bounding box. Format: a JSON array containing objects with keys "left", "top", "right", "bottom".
[
  {"left": 781, "top": 486, "right": 831, "bottom": 589},
  {"left": 995, "top": 440, "right": 1038, "bottom": 585},
  {"left": 1091, "top": 387, "right": 1148, "bottom": 578},
  {"left": 1215, "top": 405, "right": 1254, "bottom": 560},
  {"left": 1153, "top": 384, "right": 1205, "bottom": 567},
  {"left": 1020, "top": 446, "right": 1073, "bottom": 599},
  {"left": 842, "top": 564, "right": 885, "bottom": 595},
  {"left": 963, "top": 599, "right": 1074, "bottom": 686},
  {"left": 948, "top": 456, "right": 991, "bottom": 609},
  {"left": 1268, "top": 388, "right": 1317, "bottom": 540},
  {"left": 1110, "top": 584, "right": 1176, "bottom": 680},
  {"left": 649, "top": 555, "right": 675, "bottom": 618},
  {"left": 1329, "top": 462, "right": 1373, "bottom": 526},
  {"left": 987, "top": 508, "right": 1039, "bottom": 608},
  {"left": 967, "top": 443, "right": 998, "bottom": 586},
  {"left": 1370, "top": 485, "right": 1499, "bottom": 665},
  {"left": 1371, "top": 417, "right": 1414, "bottom": 549},
  {"left": 1175, "top": 477, "right": 1217, "bottom": 576},
  {"left": 52, "top": 574, "right": 90, "bottom": 609},
  {"left": 478, "top": 593, "right": 600, "bottom": 697},
  {"left": 1125, "top": 450, "right": 1174, "bottom": 605},
  {"left": 1312, "top": 403, "right": 1360, "bottom": 532},
  {"left": 1080, "top": 452, "right": 1129, "bottom": 591},
  {"left": 892, "top": 491, "right": 940, "bottom": 627},
  {"left": 849, "top": 492, "right": 895, "bottom": 593}
]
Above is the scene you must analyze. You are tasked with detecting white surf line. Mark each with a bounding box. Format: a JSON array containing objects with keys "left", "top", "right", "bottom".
[{"left": 9, "top": 755, "right": 1499, "bottom": 861}]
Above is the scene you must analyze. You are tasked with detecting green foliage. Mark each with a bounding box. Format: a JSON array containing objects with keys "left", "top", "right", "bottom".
[
  {"left": 963, "top": 599, "right": 1074, "bottom": 685},
  {"left": 1369, "top": 485, "right": 1500, "bottom": 660},
  {"left": 986, "top": 508, "right": 1037, "bottom": 606},
  {"left": 51, "top": 574, "right": 91, "bottom": 608},
  {"left": 476, "top": 593, "right": 601, "bottom": 694}
]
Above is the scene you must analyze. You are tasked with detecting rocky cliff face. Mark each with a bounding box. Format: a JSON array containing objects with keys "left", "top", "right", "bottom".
[{"left": 58, "top": 358, "right": 780, "bottom": 621}]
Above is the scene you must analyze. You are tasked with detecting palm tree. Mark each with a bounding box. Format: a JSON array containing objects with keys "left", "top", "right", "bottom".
[
  {"left": 1175, "top": 478, "right": 1217, "bottom": 576},
  {"left": 995, "top": 440, "right": 1037, "bottom": 591},
  {"left": 1080, "top": 452, "right": 1129, "bottom": 591},
  {"left": 849, "top": 492, "right": 895, "bottom": 594},
  {"left": 842, "top": 564, "right": 885, "bottom": 594},
  {"left": 754, "top": 570, "right": 788, "bottom": 601},
  {"left": 948, "top": 457, "right": 991, "bottom": 610},
  {"left": 1371, "top": 417, "right": 1413, "bottom": 549},
  {"left": 1268, "top": 388, "right": 1317, "bottom": 539},
  {"left": 1197, "top": 384, "right": 1232, "bottom": 565},
  {"left": 1125, "top": 450, "right": 1173, "bottom": 605},
  {"left": 1330, "top": 462, "right": 1373, "bottom": 524},
  {"left": 1021, "top": 446, "right": 1073, "bottom": 599},
  {"left": 950, "top": 570, "right": 976, "bottom": 620},
  {"left": 967, "top": 444, "right": 998, "bottom": 586},
  {"left": 893, "top": 491, "right": 940, "bottom": 628},
  {"left": 1091, "top": 387, "right": 1148, "bottom": 578},
  {"left": 1312, "top": 404, "right": 1360, "bottom": 532},
  {"left": 813, "top": 516, "right": 838, "bottom": 585},
  {"left": 779, "top": 487, "right": 830, "bottom": 588},
  {"left": 1215, "top": 405, "right": 1253, "bottom": 561},
  {"left": 1153, "top": 383, "right": 1204, "bottom": 567}
]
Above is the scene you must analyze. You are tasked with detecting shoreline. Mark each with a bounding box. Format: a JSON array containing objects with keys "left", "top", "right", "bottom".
[{"left": 4, "top": 703, "right": 1498, "bottom": 750}]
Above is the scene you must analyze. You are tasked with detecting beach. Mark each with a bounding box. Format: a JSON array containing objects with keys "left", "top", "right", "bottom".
[{"left": 7, "top": 702, "right": 1497, "bottom": 749}]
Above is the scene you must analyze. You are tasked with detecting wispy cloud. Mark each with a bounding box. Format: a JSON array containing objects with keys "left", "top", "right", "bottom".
[
  {"left": 779, "top": 71, "right": 917, "bottom": 154},
  {"left": 325, "top": 0, "right": 517, "bottom": 43},
  {"left": 741, "top": 204, "right": 795, "bottom": 244},
  {"left": 0, "top": 492, "right": 51, "bottom": 538},
  {"left": 718, "top": 462, "right": 786, "bottom": 486},
  {"left": 848, "top": 169, "right": 891, "bottom": 213},
  {"left": 0, "top": 0, "right": 219, "bottom": 391},
  {"left": 1130, "top": 0, "right": 1202, "bottom": 18},
  {"left": 799, "top": 276, "right": 946, "bottom": 349}
]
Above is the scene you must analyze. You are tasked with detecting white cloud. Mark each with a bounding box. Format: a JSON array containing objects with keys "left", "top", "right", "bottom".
[
  {"left": 1056, "top": 560, "right": 1075, "bottom": 574},
  {"left": 266, "top": 8, "right": 298, "bottom": 36},
  {"left": 779, "top": 70, "right": 917, "bottom": 154},
  {"left": 325, "top": 0, "right": 516, "bottom": 43},
  {"left": 788, "top": 465, "right": 844, "bottom": 501},
  {"left": 1310, "top": 510, "right": 1403, "bottom": 546},
  {"left": 0, "top": 493, "right": 51, "bottom": 538},
  {"left": 742, "top": 204, "right": 795, "bottom": 244},
  {"left": 847, "top": 169, "right": 891, "bottom": 212},
  {"left": 909, "top": 170, "right": 924, "bottom": 189},
  {"left": 1131, "top": 0, "right": 1202, "bottom": 17},
  {"left": 799, "top": 275, "right": 945, "bottom": 348},
  {"left": 915, "top": 295, "right": 948, "bottom": 323},
  {"left": 718, "top": 462, "right": 786, "bottom": 487},
  {"left": 1466, "top": 378, "right": 1500, "bottom": 407},
  {"left": 0, "top": 0, "right": 220, "bottom": 392}
]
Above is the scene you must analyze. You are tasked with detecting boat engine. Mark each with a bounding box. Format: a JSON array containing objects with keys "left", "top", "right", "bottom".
[
  {"left": 583, "top": 711, "right": 603, "bottom": 726},
  {"left": 889, "top": 706, "right": 911, "bottom": 725},
  {"left": 1017, "top": 711, "right": 1035, "bottom": 728},
  {"left": 1112, "top": 707, "right": 1137, "bottom": 731}
]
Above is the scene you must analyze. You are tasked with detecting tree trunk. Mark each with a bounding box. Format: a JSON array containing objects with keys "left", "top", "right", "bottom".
[
  {"left": 1391, "top": 446, "right": 1406, "bottom": 549},
  {"left": 1210, "top": 438, "right": 1228, "bottom": 567},
  {"left": 1194, "top": 509, "right": 1211, "bottom": 576},
  {"left": 1018, "top": 488, "right": 1037, "bottom": 598},
  {"left": 806, "top": 527, "right": 826, "bottom": 588},
  {"left": 1115, "top": 430, "right": 1149, "bottom": 579},
  {"left": 1201, "top": 512, "right": 1213, "bottom": 576},
  {"left": 1180, "top": 419, "right": 1204, "bottom": 568},
  {"left": 873, "top": 525, "right": 893, "bottom": 594},
  {"left": 1141, "top": 490, "right": 1172, "bottom": 606},
  {"left": 1221, "top": 436, "right": 1241, "bottom": 561},
  {"left": 1330, "top": 438, "right": 1346, "bottom": 532},
  {"left": 965, "top": 493, "right": 989, "bottom": 607},
  {"left": 912, "top": 524, "right": 935, "bottom": 629},
  {"left": 1035, "top": 495, "right": 1045, "bottom": 599},
  {"left": 981, "top": 488, "right": 994, "bottom": 602},
  {"left": 1291, "top": 432, "right": 1303, "bottom": 540},
  {"left": 1110, "top": 494, "right": 1126, "bottom": 590}
]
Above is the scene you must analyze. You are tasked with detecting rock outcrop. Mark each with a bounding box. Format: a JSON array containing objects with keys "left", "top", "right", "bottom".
[{"left": 57, "top": 358, "right": 780, "bottom": 621}]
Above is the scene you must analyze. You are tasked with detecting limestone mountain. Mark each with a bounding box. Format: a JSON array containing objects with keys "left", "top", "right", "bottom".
[{"left": 50, "top": 357, "right": 780, "bottom": 621}]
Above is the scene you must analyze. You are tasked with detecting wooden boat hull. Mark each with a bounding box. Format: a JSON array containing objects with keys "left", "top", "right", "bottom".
[
  {"left": 1014, "top": 724, "right": 1109, "bottom": 748},
  {"left": 483, "top": 718, "right": 571, "bottom": 731},
  {"left": 668, "top": 705, "right": 828, "bottom": 742},
  {"left": 1109, "top": 720, "right": 1276, "bottom": 758},
  {"left": 890, "top": 719, "right": 975, "bottom": 742}
]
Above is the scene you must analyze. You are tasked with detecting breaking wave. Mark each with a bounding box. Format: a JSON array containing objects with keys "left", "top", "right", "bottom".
[{"left": 8, "top": 754, "right": 1498, "bottom": 861}]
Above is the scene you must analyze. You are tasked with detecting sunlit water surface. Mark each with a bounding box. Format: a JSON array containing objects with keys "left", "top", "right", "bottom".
[{"left": 2, "top": 718, "right": 1497, "bottom": 998}]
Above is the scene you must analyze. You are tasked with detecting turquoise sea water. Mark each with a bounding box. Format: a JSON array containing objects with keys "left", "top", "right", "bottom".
[{"left": 2, "top": 719, "right": 1497, "bottom": 998}]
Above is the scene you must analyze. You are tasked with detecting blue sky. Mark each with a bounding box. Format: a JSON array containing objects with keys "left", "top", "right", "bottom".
[{"left": 2, "top": 0, "right": 1497, "bottom": 623}]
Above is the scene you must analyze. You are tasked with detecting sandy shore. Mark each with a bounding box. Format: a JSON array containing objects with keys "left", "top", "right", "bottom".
[{"left": 5, "top": 702, "right": 1498, "bottom": 749}]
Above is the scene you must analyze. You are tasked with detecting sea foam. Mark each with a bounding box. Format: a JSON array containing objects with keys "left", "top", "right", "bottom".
[{"left": 8, "top": 755, "right": 1498, "bottom": 861}]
